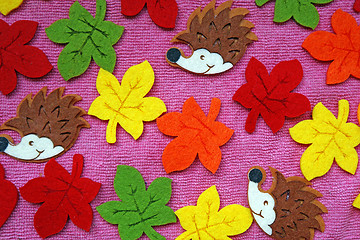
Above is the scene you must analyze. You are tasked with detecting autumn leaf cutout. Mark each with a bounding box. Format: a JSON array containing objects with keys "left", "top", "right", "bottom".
[
  {"left": 233, "top": 57, "right": 310, "bottom": 134},
  {"left": 20, "top": 154, "right": 101, "bottom": 238},
  {"left": 0, "top": 20, "right": 52, "bottom": 95},
  {"left": 0, "top": 0, "right": 23, "bottom": 16},
  {"left": 96, "top": 165, "right": 176, "bottom": 240},
  {"left": 157, "top": 97, "right": 234, "bottom": 174},
  {"left": 176, "top": 185, "right": 253, "bottom": 240},
  {"left": 255, "top": 0, "right": 333, "bottom": 29},
  {"left": 46, "top": 0, "right": 124, "bottom": 80},
  {"left": 290, "top": 100, "right": 360, "bottom": 180},
  {"left": 88, "top": 61, "right": 166, "bottom": 143},
  {"left": 121, "top": 0, "right": 178, "bottom": 28},
  {"left": 303, "top": 9, "right": 360, "bottom": 84},
  {"left": 355, "top": 0, "right": 360, "bottom": 12},
  {"left": 0, "top": 163, "right": 18, "bottom": 228}
]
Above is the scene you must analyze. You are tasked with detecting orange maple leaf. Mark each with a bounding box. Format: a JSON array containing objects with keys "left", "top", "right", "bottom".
[
  {"left": 156, "top": 97, "right": 234, "bottom": 174},
  {"left": 302, "top": 9, "right": 360, "bottom": 84}
]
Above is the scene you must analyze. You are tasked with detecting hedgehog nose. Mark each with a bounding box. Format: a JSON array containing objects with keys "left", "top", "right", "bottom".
[
  {"left": 0, "top": 137, "right": 9, "bottom": 152},
  {"left": 249, "top": 168, "right": 263, "bottom": 183},
  {"left": 167, "top": 48, "right": 181, "bottom": 63}
]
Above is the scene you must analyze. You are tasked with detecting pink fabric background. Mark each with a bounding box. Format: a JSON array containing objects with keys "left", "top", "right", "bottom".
[{"left": 0, "top": 0, "right": 359, "bottom": 239}]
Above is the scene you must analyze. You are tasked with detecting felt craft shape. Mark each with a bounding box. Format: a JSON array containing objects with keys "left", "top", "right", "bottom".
[
  {"left": 121, "top": 0, "right": 178, "bottom": 28},
  {"left": 0, "top": 163, "right": 18, "bottom": 228},
  {"left": 176, "top": 185, "right": 253, "bottom": 240},
  {"left": 19, "top": 154, "right": 101, "bottom": 239},
  {"left": 157, "top": 97, "right": 233, "bottom": 174},
  {"left": 96, "top": 165, "right": 176, "bottom": 240},
  {"left": 88, "top": 61, "right": 166, "bottom": 144},
  {"left": 354, "top": 0, "right": 360, "bottom": 12},
  {"left": 46, "top": 0, "right": 124, "bottom": 81},
  {"left": 302, "top": 9, "right": 360, "bottom": 85},
  {"left": 0, "top": 87, "right": 90, "bottom": 162},
  {"left": 247, "top": 167, "right": 327, "bottom": 240},
  {"left": 354, "top": 192, "right": 360, "bottom": 209},
  {"left": 0, "top": 0, "right": 23, "bottom": 16},
  {"left": 0, "top": 20, "right": 52, "bottom": 95},
  {"left": 233, "top": 57, "right": 310, "bottom": 134},
  {"left": 166, "top": 0, "right": 257, "bottom": 75},
  {"left": 255, "top": 0, "right": 333, "bottom": 29},
  {"left": 289, "top": 99, "right": 360, "bottom": 181}
]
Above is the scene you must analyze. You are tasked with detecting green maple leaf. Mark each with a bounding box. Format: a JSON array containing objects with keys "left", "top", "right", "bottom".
[
  {"left": 255, "top": 0, "right": 333, "bottom": 29},
  {"left": 96, "top": 165, "right": 176, "bottom": 240},
  {"left": 46, "top": 0, "right": 124, "bottom": 80}
]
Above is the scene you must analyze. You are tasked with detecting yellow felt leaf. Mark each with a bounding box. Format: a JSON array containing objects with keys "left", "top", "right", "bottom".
[
  {"left": 290, "top": 99, "right": 360, "bottom": 180},
  {"left": 88, "top": 61, "right": 167, "bottom": 143},
  {"left": 175, "top": 186, "right": 253, "bottom": 240},
  {"left": 0, "top": 0, "right": 23, "bottom": 15},
  {"left": 353, "top": 194, "right": 360, "bottom": 209}
]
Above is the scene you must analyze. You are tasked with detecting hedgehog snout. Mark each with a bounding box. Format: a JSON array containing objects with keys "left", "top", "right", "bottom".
[
  {"left": 249, "top": 168, "right": 263, "bottom": 183},
  {"left": 0, "top": 137, "right": 9, "bottom": 152},
  {"left": 167, "top": 48, "right": 181, "bottom": 63}
]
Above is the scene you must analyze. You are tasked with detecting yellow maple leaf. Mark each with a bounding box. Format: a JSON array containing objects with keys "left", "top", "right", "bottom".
[
  {"left": 0, "top": 0, "right": 23, "bottom": 16},
  {"left": 289, "top": 99, "right": 360, "bottom": 181},
  {"left": 353, "top": 193, "right": 360, "bottom": 209},
  {"left": 88, "top": 61, "right": 166, "bottom": 143},
  {"left": 175, "top": 185, "right": 253, "bottom": 240}
]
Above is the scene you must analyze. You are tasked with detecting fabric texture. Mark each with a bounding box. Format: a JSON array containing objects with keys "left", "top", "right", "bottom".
[{"left": 0, "top": 0, "right": 359, "bottom": 239}]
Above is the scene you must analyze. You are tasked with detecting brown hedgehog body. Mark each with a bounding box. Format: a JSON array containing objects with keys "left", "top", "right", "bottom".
[
  {"left": 172, "top": 0, "right": 257, "bottom": 65},
  {"left": 1, "top": 87, "right": 89, "bottom": 162}
]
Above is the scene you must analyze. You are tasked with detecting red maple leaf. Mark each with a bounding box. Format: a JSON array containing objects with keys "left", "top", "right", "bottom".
[
  {"left": 121, "top": 0, "right": 178, "bottom": 28},
  {"left": 233, "top": 57, "right": 310, "bottom": 134},
  {"left": 0, "top": 163, "right": 18, "bottom": 228},
  {"left": 0, "top": 20, "right": 52, "bottom": 95},
  {"left": 157, "top": 97, "right": 234, "bottom": 174},
  {"left": 20, "top": 154, "right": 101, "bottom": 239},
  {"left": 355, "top": 0, "right": 360, "bottom": 12}
]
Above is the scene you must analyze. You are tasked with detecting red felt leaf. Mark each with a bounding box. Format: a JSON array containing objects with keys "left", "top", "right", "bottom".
[
  {"left": 20, "top": 154, "right": 101, "bottom": 239},
  {"left": 233, "top": 57, "right": 310, "bottom": 134},
  {"left": 355, "top": 0, "right": 360, "bottom": 12},
  {"left": 157, "top": 97, "right": 234, "bottom": 174},
  {"left": 0, "top": 163, "right": 18, "bottom": 228},
  {"left": 121, "top": 0, "right": 178, "bottom": 28},
  {"left": 0, "top": 20, "right": 52, "bottom": 95}
]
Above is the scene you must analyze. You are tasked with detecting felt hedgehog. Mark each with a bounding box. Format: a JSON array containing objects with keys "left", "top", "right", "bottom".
[
  {"left": 247, "top": 167, "right": 327, "bottom": 240},
  {"left": 166, "top": 0, "right": 257, "bottom": 75},
  {"left": 0, "top": 87, "right": 89, "bottom": 162}
]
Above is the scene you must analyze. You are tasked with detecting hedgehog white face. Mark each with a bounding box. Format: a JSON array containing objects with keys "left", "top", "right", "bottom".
[
  {"left": 0, "top": 134, "right": 64, "bottom": 161},
  {"left": 248, "top": 168, "right": 276, "bottom": 236},
  {"left": 167, "top": 48, "right": 233, "bottom": 75}
]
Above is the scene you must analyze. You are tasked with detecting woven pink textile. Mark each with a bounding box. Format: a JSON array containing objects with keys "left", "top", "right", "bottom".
[{"left": 0, "top": 0, "right": 359, "bottom": 239}]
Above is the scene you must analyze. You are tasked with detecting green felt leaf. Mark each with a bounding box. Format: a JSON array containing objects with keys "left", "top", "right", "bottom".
[
  {"left": 256, "top": 0, "right": 333, "bottom": 29},
  {"left": 97, "top": 165, "right": 176, "bottom": 240},
  {"left": 46, "top": 0, "right": 124, "bottom": 80}
]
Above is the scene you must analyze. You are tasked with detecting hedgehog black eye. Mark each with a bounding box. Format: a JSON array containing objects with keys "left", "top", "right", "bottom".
[
  {"left": 29, "top": 141, "right": 34, "bottom": 146},
  {"left": 200, "top": 55, "right": 205, "bottom": 60},
  {"left": 264, "top": 200, "right": 268, "bottom": 206}
]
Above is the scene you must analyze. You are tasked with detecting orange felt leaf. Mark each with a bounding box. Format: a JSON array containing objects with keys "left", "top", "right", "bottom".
[
  {"left": 157, "top": 97, "right": 234, "bottom": 174},
  {"left": 302, "top": 9, "right": 360, "bottom": 84}
]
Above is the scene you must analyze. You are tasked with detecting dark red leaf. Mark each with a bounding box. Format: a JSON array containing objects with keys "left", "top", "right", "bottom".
[
  {"left": 233, "top": 57, "right": 310, "bottom": 134},
  {"left": 0, "top": 163, "right": 18, "bottom": 228},
  {"left": 354, "top": 0, "right": 360, "bottom": 12},
  {"left": 0, "top": 19, "right": 52, "bottom": 95},
  {"left": 121, "top": 0, "right": 146, "bottom": 16},
  {"left": 147, "top": 0, "right": 178, "bottom": 28},
  {"left": 20, "top": 155, "right": 101, "bottom": 238}
]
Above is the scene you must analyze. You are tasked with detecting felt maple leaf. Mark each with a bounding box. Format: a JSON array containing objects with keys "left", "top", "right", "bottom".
[
  {"left": 176, "top": 185, "right": 253, "bottom": 240},
  {"left": 255, "top": 0, "right": 333, "bottom": 29},
  {"left": 354, "top": 0, "right": 360, "bottom": 12},
  {"left": 46, "top": 0, "right": 124, "bottom": 81},
  {"left": 0, "top": 20, "right": 52, "bottom": 95},
  {"left": 233, "top": 57, "right": 310, "bottom": 134},
  {"left": 96, "top": 165, "right": 176, "bottom": 240},
  {"left": 0, "top": 0, "right": 23, "bottom": 15},
  {"left": 303, "top": 9, "right": 360, "bottom": 84},
  {"left": 121, "top": 0, "right": 178, "bottom": 28},
  {"left": 88, "top": 61, "right": 166, "bottom": 144},
  {"left": 20, "top": 154, "right": 101, "bottom": 239},
  {"left": 354, "top": 192, "right": 360, "bottom": 210},
  {"left": 290, "top": 99, "right": 360, "bottom": 181},
  {"left": 0, "top": 163, "right": 18, "bottom": 228},
  {"left": 157, "top": 97, "right": 233, "bottom": 174}
]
